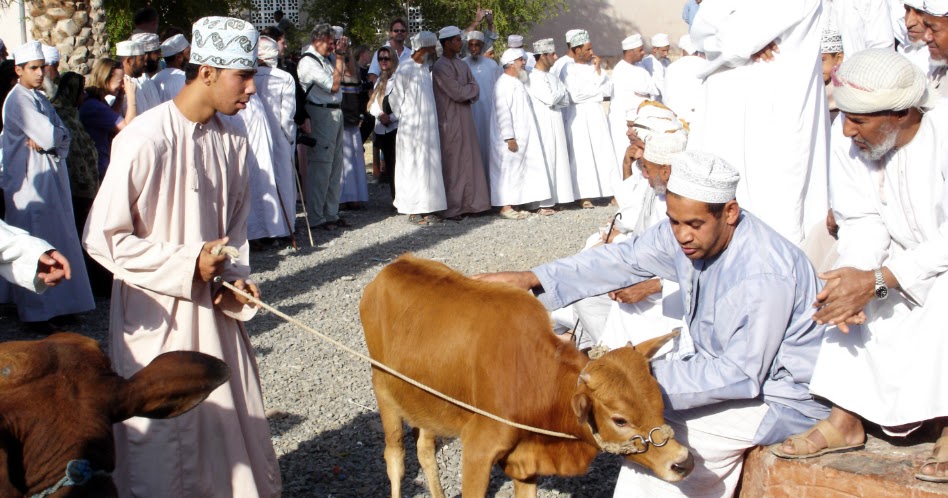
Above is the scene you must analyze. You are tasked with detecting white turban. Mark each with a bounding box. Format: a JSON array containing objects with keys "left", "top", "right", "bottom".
[
  {"left": 131, "top": 32, "right": 161, "bottom": 52},
  {"left": 160, "top": 34, "right": 190, "bottom": 58},
  {"left": 42, "top": 45, "right": 59, "bottom": 65},
  {"left": 679, "top": 35, "right": 697, "bottom": 55},
  {"left": 632, "top": 104, "right": 685, "bottom": 142},
  {"left": 13, "top": 41, "right": 43, "bottom": 65},
  {"left": 644, "top": 132, "right": 688, "bottom": 166},
  {"left": 568, "top": 30, "right": 590, "bottom": 48},
  {"left": 467, "top": 30, "right": 485, "bottom": 42},
  {"left": 500, "top": 48, "right": 525, "bottom": 66},
  {"left": 622, "top": 34, "right": 643, "bottom": 50},
  {"left": 821, "top": 27, "right": 843, "bottom": 54},
  {"left": 413, "top": 31, "right": 439, "bottom": 49},
  {"left": 533, "top": 38, "right": 555, "bottom": 54},
  {"left": 651, "top": 33, "right": 670, "bottom": 48},
  {"left": 833, "top": 48, "right": 938, "bottom": 114},
  {"left": 191, "top": 16, "right": 259, "bottom": 70},
  {"left": 667, "top": 152, "right": 739, "bottom": 204},
  {"left": 116, "top": 40, "right": 144, "bottom": 57},
  {"left": 508, "top": 35, "right": 524, "bottom": 48},
  {"left": 258, "top": 36, "right": 279, "bottom": 68},
  {"left": 565, "top": 29, "right": 582, "bottom": 43},
  {"left": 919, "top": 0, "right": 948, "bottom": 15},
  {"left": 439, "top": 26, "right": 462, "bottom": 39}
]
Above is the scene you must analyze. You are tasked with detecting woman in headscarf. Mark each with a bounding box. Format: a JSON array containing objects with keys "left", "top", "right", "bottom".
[{"left": 368, "top": 45, "right": 400, "bottom": 201}]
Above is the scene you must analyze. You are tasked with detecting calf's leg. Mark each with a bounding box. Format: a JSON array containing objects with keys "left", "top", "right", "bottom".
[
  {"left": 415, "top": 428, "right": 446, "bottom": 498},
  {"left": 460, "top": 423, "right": 510, "bottom": 497},
  {"left": 513, "top": 477, "right": 538, "bottom": 498},
  {"left": 377, "top": 392, "right": 406, "bottom": 498}
]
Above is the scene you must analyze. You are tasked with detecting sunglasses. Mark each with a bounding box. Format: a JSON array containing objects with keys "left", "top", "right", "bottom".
[
  {"left": 378, "top": 57, "right": 392, "bottom": 61},
  {"left": 392, "top": 29, "right": 407, "bottom": 33}
]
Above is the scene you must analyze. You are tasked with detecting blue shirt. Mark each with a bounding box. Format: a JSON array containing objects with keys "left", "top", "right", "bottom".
[
  {"left": 79, "top": 96, "right": 123, "bottom": 177},
  {"left": 532, "top": 210, "right": 830, "bottom": 444},
  {"left": 682, "top": 0, "right": 701, "bottom": 26}
]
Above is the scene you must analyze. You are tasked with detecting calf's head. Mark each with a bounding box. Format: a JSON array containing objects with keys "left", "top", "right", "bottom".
[
  {"left": 0, "top": 332, "right": 230, "bottom": 497},
  {"left": 571, "top": 332, "right": 694, "bottom": 482}
]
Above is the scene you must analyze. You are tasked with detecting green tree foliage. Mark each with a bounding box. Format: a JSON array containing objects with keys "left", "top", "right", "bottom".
[
  {"left": 105, "top": 0, "right": 253, "bottom": 46},
  {"left": 302, "top": 0, "right": 567, "bottom": 47}
]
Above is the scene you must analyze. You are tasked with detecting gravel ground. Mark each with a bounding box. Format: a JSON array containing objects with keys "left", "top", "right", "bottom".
[{"left": 0, "top": 175, "right": 624, "bottom": 497}]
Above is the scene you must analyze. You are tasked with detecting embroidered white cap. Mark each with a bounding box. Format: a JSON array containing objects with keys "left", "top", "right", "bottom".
[
  {"left": 191, "top": 16, "right": 259, "bottom": 70},
  {"left": 508, "top": 35, "right": 524, "bottom": 48},
  {"left": 533, "top": 38, "right": 555, "bottom": 54},
  {"left": 651, "top": 33, "right": 670, "bottom": 48},
  {"left": 565, "top": 29, "right": 582, "bottom": 43},
  {"left": 667, "top": 152, "right": 740, "bottom": 204},
  {"left": 821, "top": 27, "right": 843, "bottom": 54},
  {"left": 439, "top": 26, "right": 462, "bottom": 39},
  {"left": 116, "top": 40, "right": 145, "bottom": 57},
  {"left": 412, "top": 31, "right": 439, "bottom": 49},
  {"left": 13, "top": 41, "right": 44, "bottom": 65},
  {"left": 644, "top": 132, "right": 688, "bottom": 166},
  {"left": 42, "top": 44, "right": 60, "bottom": 65},
  {"left": 160, "top": 34, "right": 190, "bottom": 58},
  {"left": 131, "top": 32, "right": 161, "bottom": 52},
  {"left": 467, "top": 30, "right": 485, "bottom": 42},
  {"left": 568, "top": 30, "right": 590, "bottom": 48},
  {"left": 622, "top": 34, "right": 643, "bottom": 50}
]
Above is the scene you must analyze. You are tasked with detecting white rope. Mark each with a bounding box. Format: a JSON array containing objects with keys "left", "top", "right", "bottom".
[{"left": 218, "top": 280, "right": 578, "bottom": 440}]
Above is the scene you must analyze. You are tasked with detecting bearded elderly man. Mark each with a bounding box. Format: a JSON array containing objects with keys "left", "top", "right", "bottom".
[
  {"left": 917, "top": 0, "right": 948, "bottom": 96},
  {"left": 479, "top": 152, "right": 830, "bottom": 498},
  {"left": 526, "top": 38, "right": 575, "bottom": 207},
  {"left": 464, "top": 30, "right": 502, "bottom": 174},
  {"left": 772, "top": 49, "right": 948, "bottom": 483}
]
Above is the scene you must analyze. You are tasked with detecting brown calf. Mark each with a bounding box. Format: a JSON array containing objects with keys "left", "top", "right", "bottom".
[
  {"left": 361, "top": 255, "right": 694, "bottom": 498},
  {"left": 0, "top": 332, "right": 229, "bottom": 497}
]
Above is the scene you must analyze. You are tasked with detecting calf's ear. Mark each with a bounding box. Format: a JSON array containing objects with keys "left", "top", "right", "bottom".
[
  {"left": 110, "top": 351, "right": 230, "bottom": 422},
  {"left": 633, "top": 329, "right": 679, "bottom": 360},
  {"left": 571, "top": 392, "right": 591, "bottom": 423}
]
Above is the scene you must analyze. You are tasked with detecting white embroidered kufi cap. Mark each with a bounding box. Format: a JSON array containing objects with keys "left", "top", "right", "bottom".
[
  {"left": 569, "top": 30, "right": 590, "bottom": 48},
  {"left": 42, "top": 45, "right": 59, "bottom": 64},
  {"left": 834, "top": 48, "right": 937, "bottom": 113},
  {"left": 131, "top": 32, "right": 161, "bottom": 52},
  {"left": 644, "top": 132, "right": 687, "bottom": 166},
  {"left": 13, "top": 41, "right": 44, "bottom": 64},
  {"left": 651, "top": 33, "right": 670, "bottom": 47},
  {"left": 903, "top": 0, "right": 924, "bottom": 8},
  {"left": 258, "top": 36, "right": 279, "bottom": 68},
  {"left": 508, "top": 35, "right": 524, "bottom": 48},
  {"left": 160, "top": 34, "right": 190, "bottom": 57},
  {"left": 533, "top": 38, "right": 555, "bottom": 54},
  {"left": 116, "top": 40, "right": 144, "bottom": 57},
  {"left": 679, "top": 34, "right": 697, "bottom": 55},
  {"left": 667, "top": 152, "right": 739, "bottom": 204},
  {"left": 622, "top": 34, "right": 643, "bottom": 50},
  {"left": 500, "top": 48, "right": 525, "bottom": 66},
  {"left": 565, "top": 29, "right": 582, "bottom": 43},
  {"left": 920, "top": 0, "right": 948, "bottom": 15},
  {"left": 439, "top": 26, "right": 462, "bottom": 39},
  {"left": 467, "top": 30, "right": 485, "bottom": 42},
  {"left": 821, "top": 27, "right": 843, "bottom": 54},
  {"left": 413, "top": 31, "right": 439, "bottom": 49},
  {"left": 191, "top": 16, "right": 259, "bottom": 70}
]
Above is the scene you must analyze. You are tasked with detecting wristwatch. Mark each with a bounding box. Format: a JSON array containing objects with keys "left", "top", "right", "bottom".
[{"left": 873, "top": 268, "right": 888, "bottom": 300}]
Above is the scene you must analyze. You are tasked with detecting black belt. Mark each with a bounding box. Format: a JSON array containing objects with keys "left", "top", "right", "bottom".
[{"left": 309, "top": 103, "right": 341, "bottom": 109}]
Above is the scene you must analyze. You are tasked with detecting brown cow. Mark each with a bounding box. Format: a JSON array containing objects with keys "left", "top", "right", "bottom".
[
  {"left": 361, "top": 255, "right": 694, "bottom": 498},
  {"left": 0, "top": 332, "right": 230, "bottom": 497}
]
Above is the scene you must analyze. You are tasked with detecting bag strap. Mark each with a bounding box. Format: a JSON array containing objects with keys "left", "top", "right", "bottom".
[{"left": 300, "top": 52, "right": 325, "bottom": 99}]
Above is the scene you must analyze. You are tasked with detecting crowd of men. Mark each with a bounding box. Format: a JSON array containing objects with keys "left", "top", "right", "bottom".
[{"left": 0, "top": 0, "right": 946, "bottom": 496}]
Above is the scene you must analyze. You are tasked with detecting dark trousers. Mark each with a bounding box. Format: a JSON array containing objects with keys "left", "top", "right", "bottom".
[{"left": 376, "top": 129, "right": 397, "bottom": 200}]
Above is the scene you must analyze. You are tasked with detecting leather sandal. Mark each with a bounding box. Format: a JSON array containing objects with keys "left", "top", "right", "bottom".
[
  {"left": 916, "top": 436, "right": 948, "bottom": 482},
  {"left": 769, "top": 419, "right": 865, "bottom": 459}
]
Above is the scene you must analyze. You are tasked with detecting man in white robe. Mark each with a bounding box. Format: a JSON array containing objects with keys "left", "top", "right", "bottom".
[
  {"left": 82, "top": 18, "right": 281, "bottom": 497},
  {"left": 833, "top": 0, "right": 895, "bottom": 55},
  {"left": 388, "top": 32, "right": 447, "bottom": 222},
  {"left": 918, "top": 1, "right": 948, "bottom": 97},
  {"left": 689, "top": 0, "right": 829, "bottom": 244},
  {"left": 463, "top": 30, "right": 501, "bottom": 179},
  {"left": 561, "top": 30, "right": 618, "bottom": 203},
  {"left": 895, "top": 0, "right": 932, "bottom": 71},
  {"left": 152, "top": 34, "right": 190, "bottom": 103},
  {"left": 663, "top": 35, "right": 706, "bottom": 125},
  {"left": 609, "top": 34, "right": 657, "bottom": 178},
  {"left": 641, "top": 34, "right": 671, "bottom": 101},
  {"left": 116, "top": 40, "right": 161, "bottom": 114},
  {"left": 0, "top": 41, "right": 94, "bottom": 323},
  {"left": 526, "top": 38, "right": 576, "bottom": 207},
  {"left": 774, "top": 49, "right": 948, "bottom": 483},
  {"left": 489, "top": 49, "right": 550, "bottom": 219}
]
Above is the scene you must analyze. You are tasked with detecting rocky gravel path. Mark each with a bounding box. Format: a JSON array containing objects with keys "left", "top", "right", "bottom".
[{"left": 0, "top": 177, "right": 625, "bottom": 497}]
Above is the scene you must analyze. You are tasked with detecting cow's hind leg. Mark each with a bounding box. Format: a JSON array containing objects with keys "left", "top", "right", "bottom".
[
  {"left": 415, "top": 428, "right": 446, "bottom": 498},
  {"left": 513, "top": 477, "right": 538, "bottom": 498},
  {"left": 377, "top": 393, "right": 406, "bottom": 498}
]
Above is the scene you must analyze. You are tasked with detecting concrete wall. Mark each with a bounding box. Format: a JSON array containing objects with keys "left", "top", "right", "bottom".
[
  {"left": 0, "top": 0, "right": 33, "bottom": 53},
  {"left": 527, "top": 0, "right": 690, "bottom": 58}
]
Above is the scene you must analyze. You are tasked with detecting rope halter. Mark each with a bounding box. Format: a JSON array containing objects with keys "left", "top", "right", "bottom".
[{"left": 30, "top": 459, "right": 111, "bottom": 498}]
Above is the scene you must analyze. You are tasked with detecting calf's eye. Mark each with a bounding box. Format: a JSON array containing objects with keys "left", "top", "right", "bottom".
[{"left": 612, "top": 417, "right": 627, "bottom": 427}]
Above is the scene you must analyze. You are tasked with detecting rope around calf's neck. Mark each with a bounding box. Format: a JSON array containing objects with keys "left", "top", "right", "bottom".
[{"left": 217, "top": 280, "right": 579, "bottom": 440}]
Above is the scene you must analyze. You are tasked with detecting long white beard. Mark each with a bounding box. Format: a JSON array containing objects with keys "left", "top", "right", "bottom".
[
  {"left": 517, "top": 69, "right": 529, "bottom": 83},
  {"left": 856, "top": 125, "right": 898, "bottom": 161},
  {"left": 931, "top": 55, "right": 948, "bottom": 68},
  {"left": 42, "top": 77, "right": 57, "bottom": 98}
]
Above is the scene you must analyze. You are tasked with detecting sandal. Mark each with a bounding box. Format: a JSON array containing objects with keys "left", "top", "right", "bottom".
[
  {"left": 535, "top": 208, "right": 555, "bottom": 216},
  {"left": 580, "top": 200, "right": 594, "bottom": 209},
  {"left": 407, "top": 214, "right": 429, "bottom": 226},
  {"left": 499, "top": 210, "right": 529, "bottom": 220},
  {"left": 769, "top": 419, "right": 865, "bottom": 459},
  {"left": 424, "top": 214, "right": 443, "bottom": 224},
  {"left": 916, "top": 436, "right": 948, "bottom": 482}
]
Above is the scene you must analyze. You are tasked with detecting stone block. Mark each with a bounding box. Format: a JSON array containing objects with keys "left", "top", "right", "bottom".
[{"left": 56, "top": 19, "right": 80, "bottom": 37}]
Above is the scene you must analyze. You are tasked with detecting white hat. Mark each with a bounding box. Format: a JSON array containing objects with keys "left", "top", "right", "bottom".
[
  {"left": 332, "top": 26, "right": 344, "bottom": 40},
  {"left": 834, "top": 48, "right": 938, "bottom": 113},
  {"left": 644, "top": 132, "right": 688, "bottom": 166},
  {"left": 920, "top": 0, "right": 948, "bottom": 15},
  {"left": 651, "top": 33, "right": 670, "bottom": 48},
  {"left": 533, "top": 38, "right": 555, "bottom": 54},
  {"left": 191, "top": 16, "right": 259, "bottom": 70},
  {"left": 131, "top": 32, "right": 160, "bottom": 52},
  {"left": 632, "top": 104, "right": 684, "bottom": 142},
  {"left": 439, "top": 26, "right": 462, "bottom": 39},
  {"left": 622, "top": 34, "right": 643, "bottom": 50},
  {"left": 412, "top": 31, "right": 439, "bottom": 49},
  {"left": 467, "top": 30, "right": 485, "bottom": 42},
  {"left": 508, "top": 35, "right": 524, "bottom": 48},
  {"left": 13, "top": 41, "right": 44, "bottom": 65},
  {"left": 821, "top": 27, "right": 843, "bottom": 54},
  {"left": 679, "top": 34, "right": 697, "bottom": 55},
  {"left": 116, "top": 40, "right": 144, "bottom": 57},
  {"left": 42, "top": 44, "right": 59, "bottom": 65},
  {"left": 258, "top": 36, "right": 279, "bottom": 68},
  {"left": 500, "top": 48, "right": 525, "bottom": 66},
  {"left": 565, "top": 29, "right": 582, "bottom": 43},
  {"left": 667, "top": 151, "right": 740, "bottom": 204},
  {"left": 568, "top": 30, "right": 590, "bottom": 48},
  {"left": 160, "top": 34, "right": 190, "bottom": 57}
]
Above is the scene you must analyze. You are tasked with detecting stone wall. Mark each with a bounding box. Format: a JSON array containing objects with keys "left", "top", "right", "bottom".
[{"left": 29, "top": 0, "right": 108, "bottom": 75}]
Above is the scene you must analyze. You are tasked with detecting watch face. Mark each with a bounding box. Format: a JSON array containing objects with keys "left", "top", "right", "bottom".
[{"left": 876, "top": 287, "right": 888, "bottom": 299}]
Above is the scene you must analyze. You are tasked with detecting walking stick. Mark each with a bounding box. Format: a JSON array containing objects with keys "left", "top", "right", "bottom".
[
  {"left": 273, "top": 175, "right": 298, "bottom": 250},
  {"left": 295, "top": 146, "right": 315, "bottom": 247}
]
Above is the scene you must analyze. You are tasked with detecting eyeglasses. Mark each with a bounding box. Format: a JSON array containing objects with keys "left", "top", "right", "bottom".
[
  {"left": 392, "top": 29, "right": 407, "bottom": 33},
  {"left": 378, "top": 57, "right": 392, "bottom": 61}
]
